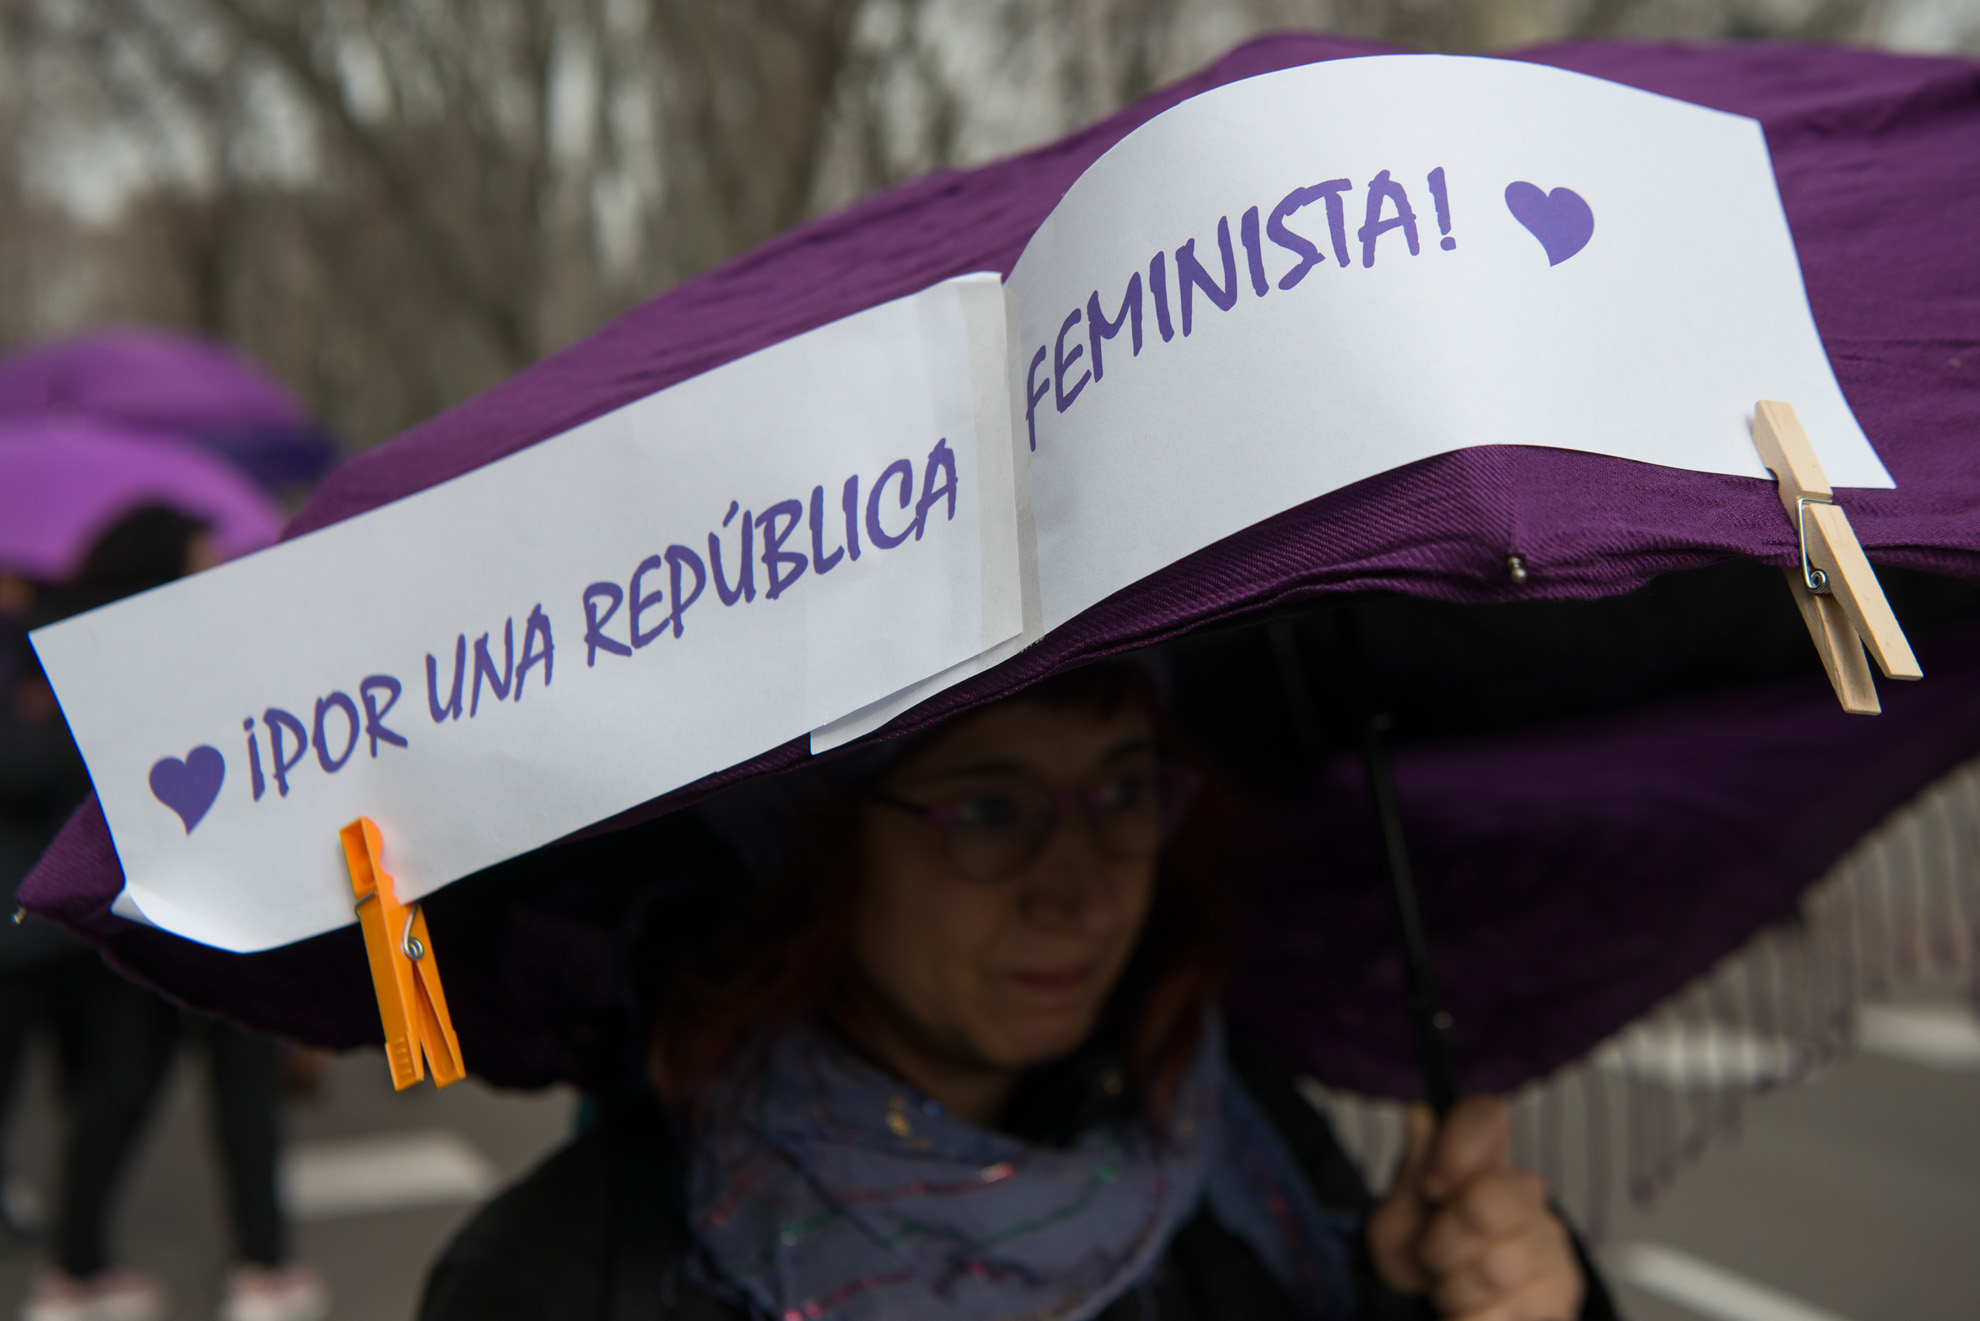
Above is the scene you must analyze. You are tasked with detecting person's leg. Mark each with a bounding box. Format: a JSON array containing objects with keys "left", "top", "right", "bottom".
[
  {"left": 0, "top": 968, "right": 38, "bottom": 1113},
  {"left": 204, "top": 1017, "right": 284, "bottom": 1267},
  {"left": 40, "top": 955, "right": 89, "bottom": 1105},
  {"left": 51, "top": 957, "right": 177, "bottom": 1278},
  {"left": 203, "top": 1020, "right": 329, "bottom": 1321},
  {"left": 0, "top": 966, "right": 42, "bottom": 1236}
]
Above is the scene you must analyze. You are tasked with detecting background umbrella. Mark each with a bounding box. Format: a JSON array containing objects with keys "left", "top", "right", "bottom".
[
  {"left": 0, "top": 329, "right": 337, "bottom": 495},
  {"left": 20, "top": 33, "right": 1980, "bottom": 1231},
  {"left": 0, "top": 417, "right": 285, "bottom": 583}
]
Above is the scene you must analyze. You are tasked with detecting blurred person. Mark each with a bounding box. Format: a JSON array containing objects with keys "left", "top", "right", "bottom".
[
  {"left": 0, "top": 570, "right": 92, "bottom": 1244},
  {"left": 0, "top": 507, "right": 326, "bottom": 1321}
]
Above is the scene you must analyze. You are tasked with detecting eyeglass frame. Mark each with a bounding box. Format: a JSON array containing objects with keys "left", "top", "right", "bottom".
[{"left": 866, "top": 760, "right": 1204, "bottom": 884}]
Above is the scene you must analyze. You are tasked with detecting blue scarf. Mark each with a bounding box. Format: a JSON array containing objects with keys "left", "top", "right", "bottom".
[{"left": 687, "top": 1017, "right": 1355, "bottom": 1321}]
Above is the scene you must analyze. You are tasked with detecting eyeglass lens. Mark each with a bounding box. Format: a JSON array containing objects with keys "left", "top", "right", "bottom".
[{"left": 936, "top": 765, "right": 1197, "bottom": 881}]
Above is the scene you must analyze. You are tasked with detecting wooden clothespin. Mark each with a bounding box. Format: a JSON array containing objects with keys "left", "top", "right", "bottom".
[
  {"left": 340, "top": 817, "right": 464, "bottom": 1090},
  {"left": 1751, "top": 401, "right": 1921, "bottom": 715}
]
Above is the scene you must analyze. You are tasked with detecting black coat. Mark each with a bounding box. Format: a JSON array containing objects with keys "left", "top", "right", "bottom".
[{"left": 421, "top": 1032, "right": 1616, "bottom": 1321}]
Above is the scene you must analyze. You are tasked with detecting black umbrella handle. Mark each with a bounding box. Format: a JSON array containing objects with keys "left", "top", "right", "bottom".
[
  {"left": 1357, "top": 710, "right": 1461, "bottom": 1118},
  {"left": 1267, "top": 614, "right": 1461, "bottom": 1116}
]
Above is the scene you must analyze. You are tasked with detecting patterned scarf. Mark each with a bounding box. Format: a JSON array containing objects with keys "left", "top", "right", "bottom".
[{"left": 687, "top": 1016, "right": 1355, "bottom": 1321}]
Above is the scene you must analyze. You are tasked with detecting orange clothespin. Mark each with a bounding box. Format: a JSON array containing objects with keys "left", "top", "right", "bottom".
[
  {"left": 340, "top": 817, "right": 464, "bottom": 1090},
  {"left": 1751, "top": 401, "right": 1922, "bottom": 715}
]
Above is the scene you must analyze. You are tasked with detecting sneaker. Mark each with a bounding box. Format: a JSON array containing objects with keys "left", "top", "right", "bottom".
[
  {"left": 216, "top": 1264, "right": 329, "bottom": 1321},
  {"left": 20, "top": 1269, "right": 166, "bottom": 1321}
]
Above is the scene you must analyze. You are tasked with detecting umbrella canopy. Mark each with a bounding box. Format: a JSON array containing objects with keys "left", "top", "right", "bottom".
[
  {"left": 0, "top": 328, "right": 336, "bottom": 492},
  {"left": 0, "top": 417, "right": 286, "bottom": 583},
  {"left": 21, "top": 35, "right": 1980, "bottom": 1103}
]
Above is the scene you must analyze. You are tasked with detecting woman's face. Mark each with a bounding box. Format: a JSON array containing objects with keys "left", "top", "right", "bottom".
[{"left": 852, "top": 696, "right": 1160, "bottom": 1083}]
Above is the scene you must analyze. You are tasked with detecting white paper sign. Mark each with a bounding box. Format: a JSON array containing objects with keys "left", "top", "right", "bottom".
[
  {"left": 33, "top": 274, "right": 1019, "bottom": 951},
  {"left": 39, "top": 56, "right": 1897, "bottom": 952},
  {"left": 1004, "top": 54, "right": 1891, "bottom": 632},
  {"left": 811, "top": 55, "right": 1892, "bottom": 753}
]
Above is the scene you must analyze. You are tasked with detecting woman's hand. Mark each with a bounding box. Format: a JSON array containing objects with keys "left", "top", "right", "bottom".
[{"left": 1365, "top": 1097, "right": 1583, "bottom": 1321}]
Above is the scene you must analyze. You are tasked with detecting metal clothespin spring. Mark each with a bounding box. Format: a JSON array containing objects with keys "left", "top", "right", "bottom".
[
  {"left": 1796, "top": 495, "right": 1835, "bottom": 594},
  {"left": 353, "top": 889, "right": 422, "bottom": 959}
]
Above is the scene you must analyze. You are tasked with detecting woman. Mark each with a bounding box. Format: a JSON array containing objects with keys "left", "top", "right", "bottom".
[{"left": 423, "top": 665, "right": 1609, "bottom": 1320}]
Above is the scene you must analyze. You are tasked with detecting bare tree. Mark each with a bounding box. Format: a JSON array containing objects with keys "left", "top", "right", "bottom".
[
  {"left": 4, "top": 0, "right": 1954, "bottom": 451},
  {"left": 808, "top": 0, "right": 1916, "bottom": 206},
  {"left": 10, "top": 0, "right": 872, "bottom": 442}
]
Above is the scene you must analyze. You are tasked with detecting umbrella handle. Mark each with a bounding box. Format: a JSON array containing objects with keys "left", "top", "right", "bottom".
[
  {"left": 1356, "top": 711, "right": 1461, "bottom": 1117},
  {"left": 1270, "top": 614, "right": 1461, "bottom": 1116}
]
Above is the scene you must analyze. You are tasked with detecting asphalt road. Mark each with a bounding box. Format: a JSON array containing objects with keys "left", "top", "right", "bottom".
[
  {"left": 0, "top": 996, "right": 1973, "bottom": 1320},
  {"left": 1597, "top": 997, "right": 1980, "bottom": 1321},
  {"left": 0, "top": 1043, "right": 573, "bottom": 1320}
]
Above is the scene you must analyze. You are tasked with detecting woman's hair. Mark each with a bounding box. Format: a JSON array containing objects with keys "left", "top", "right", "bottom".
[{"left": 646, "top": 663, "right": 1234, "bottom": 1130}]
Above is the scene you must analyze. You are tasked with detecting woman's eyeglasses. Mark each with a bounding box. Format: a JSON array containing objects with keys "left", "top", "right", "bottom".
[{"left": 869, "top": 762, "right": 1202, "bottom": 883}]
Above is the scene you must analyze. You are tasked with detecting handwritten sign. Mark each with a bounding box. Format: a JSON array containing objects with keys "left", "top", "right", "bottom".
[
  {"left": 1005, "top": 54, "right": 1890, "bottom": 632},
  {"left": 813, "top": 54, "right": 1893, "bottom": 752},
  {"left": 38, "top": 56, "right": 1898, "bottom": 951},
  {"left": 33, "top": 274, "right": 1019, "bottom": 951}
]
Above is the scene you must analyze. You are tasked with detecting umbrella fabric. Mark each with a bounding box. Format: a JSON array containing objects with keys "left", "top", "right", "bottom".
[
  {"left": 0, "top": 329, "right": 336, "bottom": 491},
  {"left": 0, "top": 417, "right": 285, "bottom": 582},
  {"left": 1214, "top": 606, "right": 1980, "bottom": 1099},
  {"left": 21, "top": 37, "right": 1980, "bottom": 1093}
]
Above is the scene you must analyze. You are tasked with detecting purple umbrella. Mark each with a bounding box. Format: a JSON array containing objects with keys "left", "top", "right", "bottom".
[
  {"left": 0, "top": 328, "right": 336, "bottom": 492},
  {"left": 19, "top": 34, "right": 1980, "bottom": 1136},
  {"left": 0, "top": 416, "right": 285, "bottom": 582}
]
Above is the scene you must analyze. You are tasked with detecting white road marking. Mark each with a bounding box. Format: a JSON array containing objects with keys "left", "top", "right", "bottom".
[
  {"left": 281, "top": 1129, "right": 499, "bottom": 1221},
  {"left": 1593, "top": 1023, "right": 1802, "bottom": 1089},
  {"left": 1856, "top": 1001, "right": 1980, "bottom": 1072},
  {"left": 1610, "top": 1242, "right": 1853, "bottom": 1321},
  {"left": 1585, "top": 998, "right": 1980, "bottom": 1087}
]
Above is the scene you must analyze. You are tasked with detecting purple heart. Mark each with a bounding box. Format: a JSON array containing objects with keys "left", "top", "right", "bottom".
[
  {"left": 1504, "top": 182, "right": 1595, "bottom": 266},
  {"left": 149, "top": 746, "right": 225, "bottom": 834}
]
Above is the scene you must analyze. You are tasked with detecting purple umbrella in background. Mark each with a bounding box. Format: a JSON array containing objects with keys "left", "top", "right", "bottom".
[
  {"left": 0, "top": 328, "right": 337, "bottom": 493},
  {"left": 0, "top": 417, "right": 286, "bottom": 582}
]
